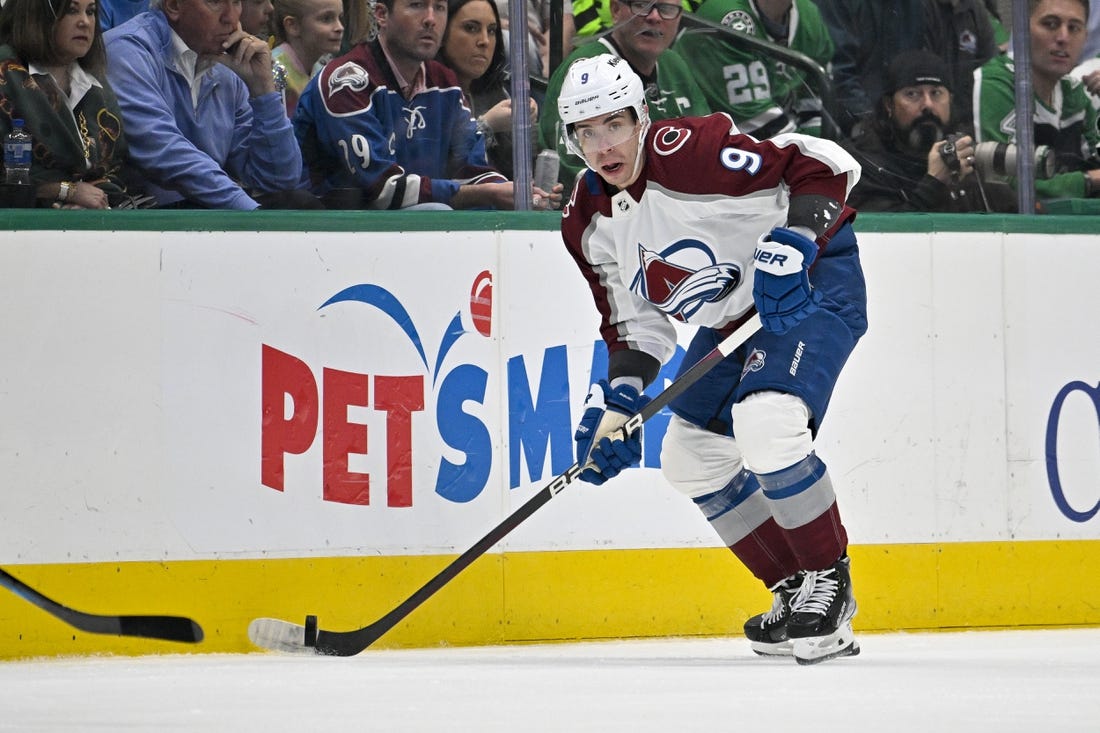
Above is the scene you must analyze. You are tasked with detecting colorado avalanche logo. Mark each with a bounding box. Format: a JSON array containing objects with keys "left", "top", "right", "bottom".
[
  {"left": 742, "top": 348, "right": 766, "bottom": 377},
  {"left": 328, "top": 62, "right": 370, "bottom": 94},
  {"left": 630, "top": 240, "right": 741, "bottom": 322}
]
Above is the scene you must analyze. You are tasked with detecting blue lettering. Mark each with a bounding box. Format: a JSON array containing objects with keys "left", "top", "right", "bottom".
[
  {"left": 1045, "top": 380, "right": 1100, "bottom": 523},
  {"left": 435, "top": 364, "right": 492, "bottom": 503},
  {"left": 507, "top": 346, "right": 572, "bottom": 488}
]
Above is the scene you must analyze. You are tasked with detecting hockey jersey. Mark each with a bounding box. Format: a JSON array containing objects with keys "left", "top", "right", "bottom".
[
  {"left": 561, "top": 112, "right": 859, "bottom": 366},
  {"left": 974, "top": 53, "right": 1100, "bottom": 201},
  {"left": 295, "top": 41, "right": 507, "bottom": 209},
  {"left": 539, "top": 37, "right": 711, "bottom": 188},
  {"left": 674, "top": 0, "right": 834, "bottom": 137}
]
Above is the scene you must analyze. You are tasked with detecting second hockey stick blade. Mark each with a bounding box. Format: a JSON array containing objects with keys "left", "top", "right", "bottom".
[
  {"left": 0, "top": 566, "right": 204, "bottom": 644},
  {"left": 249, "top": 315, "right": 763, "bottom": 656}
]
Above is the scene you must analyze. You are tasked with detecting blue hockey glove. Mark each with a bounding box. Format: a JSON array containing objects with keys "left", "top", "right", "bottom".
[
  {"left": 752, "top": 226, "right": 823, "bottom": 334},
  {"left": 573, "top": 380, "right": 650, "bottom": 485}
]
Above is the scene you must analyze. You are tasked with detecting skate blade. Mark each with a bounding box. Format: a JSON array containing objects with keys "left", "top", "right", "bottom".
[
  {"left": 750, "top": 639, "right": 793, "bottom": 657},
  {"left": 792, "top": 624, "right": 860, "bottom": 666}
]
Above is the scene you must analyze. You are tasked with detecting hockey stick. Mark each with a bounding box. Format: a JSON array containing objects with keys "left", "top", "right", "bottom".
[
  {"left": 248, "top": 313, "right": 763, "bottom": 656},
  {"left": 0, "top": 566, "right": 204, "bottom": 643}
]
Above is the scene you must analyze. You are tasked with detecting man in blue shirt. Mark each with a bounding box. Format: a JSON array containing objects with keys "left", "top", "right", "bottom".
[{"left": 105, "top": 0, "right": 318, "bottom": 209}]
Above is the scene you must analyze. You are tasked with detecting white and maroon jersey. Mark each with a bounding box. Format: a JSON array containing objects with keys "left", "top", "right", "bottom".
[{"left": 560, "top": 112, "right": 860, "bottom": 366}]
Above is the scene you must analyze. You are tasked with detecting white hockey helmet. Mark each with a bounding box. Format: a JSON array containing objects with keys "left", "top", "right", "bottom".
[{"left": 557, "top": 54, "right": 650, "bottom": 160}]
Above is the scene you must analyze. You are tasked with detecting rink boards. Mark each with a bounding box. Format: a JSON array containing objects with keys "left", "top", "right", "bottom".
[{"left": 0, "top": 211, "right": 1097, "bottom": 658}]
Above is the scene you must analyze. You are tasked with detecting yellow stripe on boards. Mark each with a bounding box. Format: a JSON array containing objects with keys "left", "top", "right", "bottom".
[{"left": 1, "top": 540, "right": 1098, "bottom": 660}]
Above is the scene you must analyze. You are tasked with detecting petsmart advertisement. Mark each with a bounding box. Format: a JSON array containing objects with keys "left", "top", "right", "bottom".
[{"left": 0, "top": 214, "right": 1097, "bottom": 657}]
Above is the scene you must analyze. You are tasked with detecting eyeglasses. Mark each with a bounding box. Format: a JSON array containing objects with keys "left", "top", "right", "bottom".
[{"left": 625, "top": 0, "right": 682, "bottom": 20}]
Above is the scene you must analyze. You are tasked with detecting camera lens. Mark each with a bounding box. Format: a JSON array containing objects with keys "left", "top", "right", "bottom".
[{"left": 972, "top": 142, "right": 1055, "bottom": 179}]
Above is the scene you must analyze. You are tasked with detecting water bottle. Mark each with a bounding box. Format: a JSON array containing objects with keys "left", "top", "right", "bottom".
[
  {"left": 533, "top": 149, "right": 560, "bottom": 194},
  {"left": 4, "top": 119, "right": 32, "bottom": 185}
]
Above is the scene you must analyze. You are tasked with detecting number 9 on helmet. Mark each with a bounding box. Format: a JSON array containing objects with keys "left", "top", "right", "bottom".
[{"left": 556, "top": 54, "right": 651, "bottom": 161}]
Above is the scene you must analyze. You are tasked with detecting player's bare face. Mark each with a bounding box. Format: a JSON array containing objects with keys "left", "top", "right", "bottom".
[
  {"left": 1029, "top": 0, "right": 1087, "bottom": 84},
  {"left": 574, "top": 110, "right": 642, "bottom": 187}
]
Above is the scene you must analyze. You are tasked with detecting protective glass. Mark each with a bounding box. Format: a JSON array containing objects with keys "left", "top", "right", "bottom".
[
  {"left": 567, "top": 117, "right": 639, "bottom": 154},
  {"left": 626, "top": 0, "right": 682, "bottom": 19}
]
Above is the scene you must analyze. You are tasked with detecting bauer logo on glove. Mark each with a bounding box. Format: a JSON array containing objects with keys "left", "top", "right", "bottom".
[{"left": 751, "top": 226, "right": 823, "bottom": 335}]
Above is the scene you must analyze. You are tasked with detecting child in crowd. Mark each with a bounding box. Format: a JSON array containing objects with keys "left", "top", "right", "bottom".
[{"left": 271, "top": 0, "right": 345, "bottom": 116}]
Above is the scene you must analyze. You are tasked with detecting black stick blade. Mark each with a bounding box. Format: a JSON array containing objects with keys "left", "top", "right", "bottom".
[
  {"left": 0, "top": 567, "right": 203, "bottom": 643},
  {"left": 118, "top": 615, "right": 204, "bottom": 643}
]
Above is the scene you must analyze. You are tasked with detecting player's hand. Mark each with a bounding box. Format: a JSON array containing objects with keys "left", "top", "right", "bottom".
[
  {"left": 573, "top": 380, "right": 649, "bottom": 485},
  {"left": 209, "top": 27, "right": 276, "bottom": 97},
  {"left": 752, "top": 227, "right": 822, "bottom": 335}
]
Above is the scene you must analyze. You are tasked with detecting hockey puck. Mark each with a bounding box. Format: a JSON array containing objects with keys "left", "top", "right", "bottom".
[{"left": 304, "top": 614, "right": 318, "bottom": 647}]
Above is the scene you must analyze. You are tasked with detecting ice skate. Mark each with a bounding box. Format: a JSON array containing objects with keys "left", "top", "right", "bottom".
[
  {"left": 787, "top": 555, "right": 860, "bottom": 665},
  {"left": 743, "top": 574, "right": 801, "bottom": 656}
]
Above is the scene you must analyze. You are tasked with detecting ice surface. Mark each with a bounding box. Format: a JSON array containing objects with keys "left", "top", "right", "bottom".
[{"left": 1, "top": 628, "right": 1097, "bottom": 732}]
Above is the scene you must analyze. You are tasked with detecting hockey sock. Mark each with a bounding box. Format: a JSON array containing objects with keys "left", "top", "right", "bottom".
[
  {"left": 693, "top": 469, "right": 798, "bottom": 586},
  {"left": 755, "top": 453, "right": 849, "bottom": 572}
]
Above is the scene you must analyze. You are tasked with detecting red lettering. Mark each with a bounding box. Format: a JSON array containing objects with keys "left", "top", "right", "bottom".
[
  {"left": 322, "top": 368, "right": 371, "bottom": 505},
  {"left": 261, "top": 346, "right": 427, "bottom": 507},
  {"left": 374, "top": 375, "right": 425, "bottom": 507},
  {"left": 261, "top": 345, "right": 319, "bottom": 491}
]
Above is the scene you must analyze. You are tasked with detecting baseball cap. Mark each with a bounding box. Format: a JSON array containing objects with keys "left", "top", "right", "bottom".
[{"left": 883, "top": 50, "right": 952, "bottom": 95}]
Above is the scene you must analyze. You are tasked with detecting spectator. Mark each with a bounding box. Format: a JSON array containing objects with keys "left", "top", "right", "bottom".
[
  {"left": 571, "top": 0, "right": 701, "bottom": 42},
  {"left": 815, "top": 0, "right": 997, "bottom": 136},
  {"left": 98, "top": 0, "right": 149, "bottom": 32},
  {"left": 842, "top": 49, "right": 1014, "bottom": 211},
  {"left": 271, "top": 0, "right": 344, "bottom": 116},
  {"left": 494, "top": 0, "right": 573, "bottom": 78},
  {"left": 983, "top": 0, "right": 1010, "bottom": 52},
  {"left": 295, "top": 0, "right": 560, "bottom": 209},
  {"left": 538, "top": 0, "right": 709, "bottom": 187},
  {"left": 105, "top": 0, "right": 319, "bottom": 208},
  {"left": 674, "top": 0, "right": 834, "bottom": 138},
  {"left": 439, "top": 0, "right": 539, "bottom": 178},
  {"left": 0, "top": 0, "right": 130, "bottom": 208},
  {"left": 973, "top": 0, "right": 1100, "bottom": 201},
  {"left": 338, "top": 0, "right": 376, "bottom": 50},
  {"left": 241, "top": 0, "right": 275, "bottom": 38}
]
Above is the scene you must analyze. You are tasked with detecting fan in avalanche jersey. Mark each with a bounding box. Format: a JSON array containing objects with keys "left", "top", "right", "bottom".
[
  {"left": 674, "top": 0, "right": 834, "bottom": 138},
  {"left": 557, "top": 54, "right": 868, "bottom": 665}
]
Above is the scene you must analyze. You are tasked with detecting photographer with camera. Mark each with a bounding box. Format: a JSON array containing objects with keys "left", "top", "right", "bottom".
[
  {"left": 841, "top": 50, "right": 1014, "bottom": 212},
  {"left": 973, "top": 0, "right": 1100, "bottom": 204}
]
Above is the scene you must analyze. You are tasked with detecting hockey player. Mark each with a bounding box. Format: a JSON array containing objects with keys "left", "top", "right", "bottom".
[{"left": 558, "top": 54, "right": 867, "bottom": 664}]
